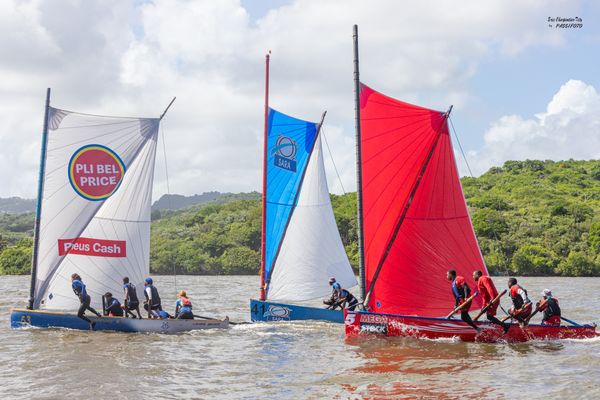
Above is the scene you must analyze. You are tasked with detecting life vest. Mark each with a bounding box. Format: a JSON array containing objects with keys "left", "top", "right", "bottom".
[
  {"left": 107, "top": 298, "right": 124, "bottom": 316},
  {"left": 144, "top": 285, "right": 161, "bottom": 307},
  {"left": 178, "top": 297, "right": 193, "bottom": 311},
  {"left": 510, "top": 284, "right": 530, "bottom": 309},
  {"left": 542, "top": 297, "right": 561, "bottom": 321},
  {"left": 341, "top": 290, "right": 357, "bottom": 305},
  {"left": 124, "top": 283, "right": 139, "bottom": 304},
  {"left": 452, "top": 277, "right": 471, "bottom": 302}
]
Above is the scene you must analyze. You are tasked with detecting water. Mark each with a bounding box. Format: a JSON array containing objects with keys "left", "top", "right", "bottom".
[{"left": 1, "top": 275, "right": 599, "bottom": 399}]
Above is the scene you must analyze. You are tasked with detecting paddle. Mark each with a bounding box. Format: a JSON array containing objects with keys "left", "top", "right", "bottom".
[
  {"left": 523, "top": 303, "right": 543, "bottom": 325},
  {"left": 473, "top": 289, "right": 507, "bottom": 321},
  {"left": 561, "top": 316, "right": 582, "bottom": 327},
  {"left": 193, "top": 314, "right": 248, "bottom": 326},
  {"left": 446, "top": 292, "right": 478, "bottom": 319}
]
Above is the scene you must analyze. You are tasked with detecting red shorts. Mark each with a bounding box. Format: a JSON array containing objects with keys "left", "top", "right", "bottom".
[
  {"left": 485, "top": 301, "right": 499, "bottom": 316},
  {"left": 510, "top": 303, "right": 532, "bottom": 319},
  {"left": 542, "top": 315, "right": 561, "bottom": 325}
]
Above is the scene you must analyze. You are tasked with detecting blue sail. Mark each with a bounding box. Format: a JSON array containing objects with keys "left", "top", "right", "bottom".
[{"left": 264, "top": 108, "right": 318, "bottom": 294}]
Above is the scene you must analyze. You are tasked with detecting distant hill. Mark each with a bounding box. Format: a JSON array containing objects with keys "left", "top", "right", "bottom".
[
  {"left": 1, "top": 160, "right": 599, "bottom": 276},
  {"left": 151, "top": 191, "right": 261, "bottom": 212},
  {"left": 0, "top": 197, "right": 35, "bottom": 214}
]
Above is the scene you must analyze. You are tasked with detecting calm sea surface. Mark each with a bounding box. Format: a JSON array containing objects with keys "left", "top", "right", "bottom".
[{"left": 0, "top": 275, "right": 598, "bottom": 399}]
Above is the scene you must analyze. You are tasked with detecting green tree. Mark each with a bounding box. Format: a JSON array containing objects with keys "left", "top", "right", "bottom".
[
  {"left": 0, "top": 243, "right": 32, "bottom": 275},
  {"left": 220, "top": 247, "right": 260, "bottom": 274},
  {"left": 556, "top": 251, "right": 598, "bottom": 276},
  {"left": 472, "top": 209, "right": 508, "bottom": 239},
  {"left": 511, "top": 244, "right": 557, "bottom": 275},
  {"left": 588, "top": 222, "right": 600, "bottom": 254}
]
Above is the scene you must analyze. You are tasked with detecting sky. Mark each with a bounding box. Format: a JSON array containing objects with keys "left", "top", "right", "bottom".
[{"left": 0, "top": 0, "right": 599, "bottom": 199}]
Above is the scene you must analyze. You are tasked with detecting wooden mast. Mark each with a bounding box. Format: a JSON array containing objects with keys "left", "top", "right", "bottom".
[
  {"left": 353, "top": 25, "right": 367, "bottom": 302},
  {"left": 28, "top": 88, "right": 51, "bottom": 310},
  {"left": 259, "top": 52, "right": 270, "bottom": 301}
]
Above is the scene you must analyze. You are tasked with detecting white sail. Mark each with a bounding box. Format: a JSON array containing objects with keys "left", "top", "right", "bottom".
[
  {"left": 268, "top": 135, "right": 357, "bottom": 302},
  {"left": 34, "top": 108, "right": 159, "bottom": 311}
]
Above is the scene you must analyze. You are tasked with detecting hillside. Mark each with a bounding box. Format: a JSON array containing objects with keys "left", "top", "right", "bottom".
[
  {"left": 0, "top": 197, "right": 35, "bottom": 214},
  {"left": 1, "top": 160, "right": 599, "bottom": 276},
  {"left": 151, "top": 191, "right": 260, "bottom": 212}
]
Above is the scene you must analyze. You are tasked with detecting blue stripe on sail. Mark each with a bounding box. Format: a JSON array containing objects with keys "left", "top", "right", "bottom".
[{"left": 264, "top": 108, "right": 317, "bottom": 293}]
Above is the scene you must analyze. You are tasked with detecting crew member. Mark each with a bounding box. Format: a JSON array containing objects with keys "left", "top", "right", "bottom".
[
  {"left": 103, "top": 292, "right": 124, "bottom": 317},
  {"left": 325, "top": 277, "right": 358, "bottom": 311},
  {"left": 473, "top": 270, "right": 510, "bottom": 333},
  {"left": 537, "top": 289, "right": 561, "bottom": 326},
  {"left": 122, "top": 276, "right": 142, "bottom": 319},
  {"left": 143, "top": 277, "right": 162, "bottom": 318},
  {"left": 71, "top": 273, "right": 102, "bottom": 329},
  {"left": 507, "top": 277, "right": 532, "bottom": 324},
  {"left": 174, "top": 290, "right": 194, "bottom": 319},
  {"left": 447, "top": 269, "right": 479, "bottom": 332}
]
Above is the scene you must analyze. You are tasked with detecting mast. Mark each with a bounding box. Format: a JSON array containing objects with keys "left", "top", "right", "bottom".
[
  {"left": 260, "top": 52, "right": 270, "bottom": 301},
  {"left": 28, "top": 88, "right": 51, "bottom": 310},
  {"left": 353, "top": 24, "right": 367, "bottom": 302},
  {"left": 363, "top": 106, "right": 453, "bottom": 308}
]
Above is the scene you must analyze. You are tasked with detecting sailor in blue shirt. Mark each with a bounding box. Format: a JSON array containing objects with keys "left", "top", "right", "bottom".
[
  {"left": 174, "top": 290, "right": 194, "bottom": 319},
  {"left": 122, "top": 276, "right": 143, "bottom": 319},
  {"left": 71, "top": 273, "right": 102, "bottom": 329},
  {"left": 324, "top": 277, "right": 359, "bottom": 310},
  {"left": 103, "top": 292, "right": 124, "bottom": 317}
]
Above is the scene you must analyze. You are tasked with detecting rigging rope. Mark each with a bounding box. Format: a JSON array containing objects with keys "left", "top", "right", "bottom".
[
  {"left": 321, "top": 127, "right": 346, "bottom": 194},
  {"left": 448, "top": 117, "right": 474, "bottom": 178},
  {"left": 159, "top": 122, "right": 177, "bottom": 291}
]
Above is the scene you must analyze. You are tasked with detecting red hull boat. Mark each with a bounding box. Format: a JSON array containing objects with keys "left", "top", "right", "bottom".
[
  {"left": 344, "top": 310, "right": 598, "bottom": 343},
  {"left": 346, "top": 26, "right": 598, "bottom": 343}
]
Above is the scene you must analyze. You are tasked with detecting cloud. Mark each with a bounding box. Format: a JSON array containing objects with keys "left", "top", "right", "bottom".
[
  {"left": 0, "top": 0, "right": 581, "bottom": 198},
  {"left": 468, "top": 80, "right": 600, "bottom": 175}
]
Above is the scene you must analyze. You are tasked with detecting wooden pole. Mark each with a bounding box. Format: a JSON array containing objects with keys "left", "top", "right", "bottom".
[
  {"left": 353, "top": 24, "right": 367, "bottom": 303},
  {"left": 473, "top": 289, "right": 507, "bottom": 321},
  {"left": 446, "top": 292, "right": 478, "bottom": 319},
  {"left": 159, "top": 97, "right": 176, "bottom": 120},
  {"left": 259, "top": 52, "right": 270, "bottom": 301},
  {"left": 28, "top": 88, "right": 51, "bottom": 310}
]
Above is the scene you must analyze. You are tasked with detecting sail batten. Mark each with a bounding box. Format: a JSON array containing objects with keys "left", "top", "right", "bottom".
[{"left": 359, "top": 83, "right": 487, "bottom": 317}]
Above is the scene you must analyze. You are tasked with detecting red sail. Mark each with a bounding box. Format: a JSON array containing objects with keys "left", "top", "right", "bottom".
[{"left": 360, "top": 84, "right": 487, "bottom": 317}]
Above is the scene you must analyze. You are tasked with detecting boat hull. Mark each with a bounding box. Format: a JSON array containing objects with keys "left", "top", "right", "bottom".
[
  {"left": 11, "top": 308, "right": 229, "bottom": 333},
  {"left": 250, "top": 299, "right": 343, "bottom": 323},
  {"left": 344, "top": 310, "right": 598, "bottom": 342}
]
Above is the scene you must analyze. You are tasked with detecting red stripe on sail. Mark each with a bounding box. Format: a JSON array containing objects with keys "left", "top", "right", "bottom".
[{"left": 360, "top": 84, "right": 487, "bottom": 317}]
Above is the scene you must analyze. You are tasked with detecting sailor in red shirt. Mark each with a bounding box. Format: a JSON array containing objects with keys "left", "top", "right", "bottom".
[
  {"left": 447, "top": 269, "right": 480, "bottom": 332},
  {"left": 507, "top": 277, "right": 532, "bottom": 324},
  {"left": 473, "top": 270, "right": 510, "bottom": 333}
]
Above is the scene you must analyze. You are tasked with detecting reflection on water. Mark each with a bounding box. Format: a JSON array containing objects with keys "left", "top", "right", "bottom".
[{"left": 1, "top": 275, "right": 599, "bottom": 399}]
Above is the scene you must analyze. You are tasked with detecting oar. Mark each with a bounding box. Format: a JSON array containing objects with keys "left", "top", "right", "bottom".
[
  {"left": 561, "top": 316, "right": 582, "bottom": 327},
  {"left": 193, "top": 314, "right": 248, "bottom": 325},
  {"left": 523, "top": 303, "right": 544, "bottom": 325},
  {"left": 446, "top": 292, "right": 478, "bottom": 319},
  {"left": 473, "top": 290, "right": 507, "bottom": 321}
]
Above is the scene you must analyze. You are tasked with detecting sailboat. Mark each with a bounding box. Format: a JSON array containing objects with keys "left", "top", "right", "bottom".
[
  {"left": 250, "top": 54, "right": 357, "bottom": 323},
  {"left": 10, "top": 89, "right": 228, "bottom": 333},
  {"left": 344, "top": 25, "right": 598, "bottom": 342}
]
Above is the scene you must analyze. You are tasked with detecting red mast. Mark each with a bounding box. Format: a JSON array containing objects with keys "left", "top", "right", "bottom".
[{"left": 259, "top": 51, "right": 270, "bottom": 301}]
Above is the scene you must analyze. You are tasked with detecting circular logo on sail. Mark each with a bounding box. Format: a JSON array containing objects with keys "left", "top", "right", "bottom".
[
  {"left": 273, "top": 135, "right": 297, "bottom": 172},
  {"left": 275, "top": 135, "right": 297, "bottom": 159},
  {"left": 68, "top": 144, "right": 126, "bottom": 201}
]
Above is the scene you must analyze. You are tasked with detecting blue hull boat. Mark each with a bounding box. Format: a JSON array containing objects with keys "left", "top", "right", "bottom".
[
  {"left": 249, "top": 299, "right": 343, "bottom": 323},
  {"left": 11, "top": 308, "right": 229, "bottom": 333}
]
